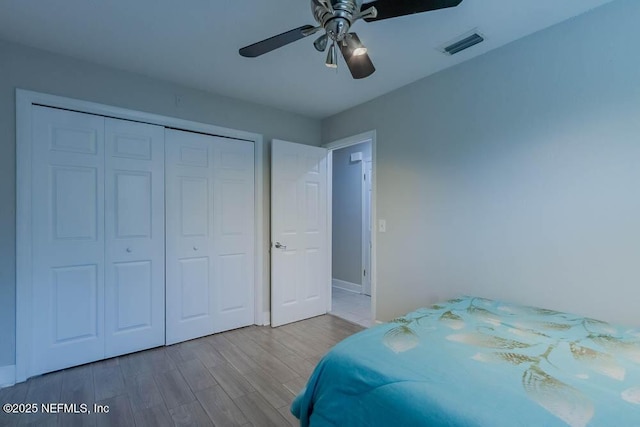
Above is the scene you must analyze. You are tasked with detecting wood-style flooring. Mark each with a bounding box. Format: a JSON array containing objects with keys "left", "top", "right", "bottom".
[{"left": 0, "top": 315, "right": 363, "bottom": 427}]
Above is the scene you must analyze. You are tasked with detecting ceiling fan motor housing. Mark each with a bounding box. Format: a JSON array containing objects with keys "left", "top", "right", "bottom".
[{"left": 312, "top": 0, "right": 363, "bottom": 41}]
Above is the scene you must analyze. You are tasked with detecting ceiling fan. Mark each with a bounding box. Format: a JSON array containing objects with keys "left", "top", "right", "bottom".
[{"left": 239, "top": 0, "right": 463, "bottom": 79}]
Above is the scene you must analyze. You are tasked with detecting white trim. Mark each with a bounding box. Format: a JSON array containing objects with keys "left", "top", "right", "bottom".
[
  {"left": 18, "top": 90, "right": 260, "bottom": 142},
  {"left": 0, "top": 365, "right": 16, "bottom": 388},
  {"left": 371, "top": 134, "right": 377, "bottom": 324},
  {"left": 332, "top": 278, "right": 362, "bottom": 294},
  {"left": 16, "top": 91, "right": 33, "bottom": 384},
  {"left": 326, "top": 152, "right": 333, "bottom": 314},
  {"left": 361, "top": 159, "right": 373, "bottom": 296},
  {"left": 361, "top": 161, "right": 366, "bottom": 292},
  {"left": 254, "top": 138, "right": 266, "bottom": 326},
  {"left": 323, "top": 130, "right": 377, "bottom": 323},
  {"left": 324, "top": 130, "right": 375, "bottom": 151},
  {"left": 16, "top": 89, "right": 266, "bottom": 382}
]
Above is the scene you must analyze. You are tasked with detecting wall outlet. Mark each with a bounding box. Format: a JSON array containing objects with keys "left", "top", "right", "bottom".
[{"left": 378, "top": 219, "right": 386, "bottom": 233}]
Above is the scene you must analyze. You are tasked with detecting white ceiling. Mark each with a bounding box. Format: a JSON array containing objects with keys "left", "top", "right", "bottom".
[{"left": 0, "top": 0, "right": 615, "bottom": 118}]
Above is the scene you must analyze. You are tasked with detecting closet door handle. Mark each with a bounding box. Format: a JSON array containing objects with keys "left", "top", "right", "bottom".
[
  {"left": 274, "top": 242, "right": 287, "bottom": 250},
  {"left": 126, "top": 247, "right": 132, "bottom": 253},
  {"left": 193, "top": 246, "right": 199, "bottom": 251}
]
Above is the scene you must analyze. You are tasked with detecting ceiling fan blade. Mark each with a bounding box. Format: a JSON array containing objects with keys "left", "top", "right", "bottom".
[
  {"left": 339, "top": 39, "right": 375, "bottom": 79},
  {"left": 362, "top": 0, "right": 463, "bottom": 22},
  {"left": 239, "top": 25, "right": 316, "bottom": 58}
]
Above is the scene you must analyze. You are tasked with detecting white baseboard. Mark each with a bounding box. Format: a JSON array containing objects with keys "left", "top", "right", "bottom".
[
  {"left": 0, "top": 365, "right": 16, "bottom": 388},
  {"left": 332, "top": 278, "right": 362, "bottom": 294}
]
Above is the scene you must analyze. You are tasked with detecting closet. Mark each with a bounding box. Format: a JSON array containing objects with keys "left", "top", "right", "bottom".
[{"left": 27, "top": 105, "right": 254, "bottom": 376}]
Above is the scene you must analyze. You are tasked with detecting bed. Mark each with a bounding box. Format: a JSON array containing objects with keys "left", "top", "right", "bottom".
[{"left": 291, "top": 296, "right": 640, "bottom": 427}]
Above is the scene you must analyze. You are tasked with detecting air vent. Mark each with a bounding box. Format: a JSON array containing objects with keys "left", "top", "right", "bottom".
[{"left": 442, "top": 32, "right": 484, "bottom": 55}]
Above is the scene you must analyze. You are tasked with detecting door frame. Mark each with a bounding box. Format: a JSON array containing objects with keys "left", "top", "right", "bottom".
[
  {"left": 15, "top": 89, "right": 266, "bottom": 383},
  {"left": 323, "top": 130, "right": 377, "bottom": 322},
  {"left": 362, "top": 159, "right": 372, "bottom": 296}
]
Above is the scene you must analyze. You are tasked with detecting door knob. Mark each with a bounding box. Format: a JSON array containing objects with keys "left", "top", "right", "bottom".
[
  {"left": 126, "top": 247, "right": 132, "bottom": 253},
  {"left": 274, "top": 242, "right": 287, "bottom": 250},
  {"left": 193, "top": 246, "right": 198, "bottom": 251}
]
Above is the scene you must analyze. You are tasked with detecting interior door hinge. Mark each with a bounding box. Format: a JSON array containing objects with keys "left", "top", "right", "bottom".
[{"left": 363, "top": 269, "right": 366, "bottom": 277}]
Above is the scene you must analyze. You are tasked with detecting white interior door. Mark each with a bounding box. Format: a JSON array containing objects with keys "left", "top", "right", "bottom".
[
  {"left": 31, "top": 106, "right": 105, "bottom": 375},
  {"left": 165, "top": 129, "right": 254, "bottom": 344},
  {"left": 271, "top": 140, "right": 329, "bottom": 327},
  {"left": 104, "top": 118, "right": 165, "bottom": 357}
]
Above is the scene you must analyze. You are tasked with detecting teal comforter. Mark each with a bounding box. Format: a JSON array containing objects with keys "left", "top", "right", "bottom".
[{"left": 291, "top": 297, "right": 640, "bottom": 426}]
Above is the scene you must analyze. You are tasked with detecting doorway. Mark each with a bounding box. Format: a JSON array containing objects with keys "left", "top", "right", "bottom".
[{"left": 326, "top": 134, "right": 374, "bottom": 327}]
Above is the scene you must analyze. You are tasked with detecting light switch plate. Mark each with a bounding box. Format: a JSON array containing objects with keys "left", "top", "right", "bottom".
[{"left": 378, "top": 219, "right": 386, "bottom": 233}]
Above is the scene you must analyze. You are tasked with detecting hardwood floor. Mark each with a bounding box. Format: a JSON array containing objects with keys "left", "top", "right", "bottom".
[{"left": 0, "top": 315, "right": 363, "bottom": 427}]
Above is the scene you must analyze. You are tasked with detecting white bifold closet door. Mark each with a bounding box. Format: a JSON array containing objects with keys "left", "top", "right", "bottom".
[
  {"left": 31, "top": 107, "right": 106, "bottom": 374},
  {"left": 30, "top": 106, "right": 165, "bottom": 375},
  {"left": 165, "top": 129, "right": 255, "bottom": 345},
  {"left": 104, "top": 118, "right": 165, "bottom": 358}
]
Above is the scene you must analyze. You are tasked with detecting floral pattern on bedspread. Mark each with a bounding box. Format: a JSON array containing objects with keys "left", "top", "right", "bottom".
[
  {"left": 385, "top": 297, "right": 640, "bottom": 427},
  {"left": 292, "top": 296, "right": 640, "bottom": 427}
]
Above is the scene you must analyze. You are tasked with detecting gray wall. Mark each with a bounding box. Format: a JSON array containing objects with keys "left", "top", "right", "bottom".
[
  {"left": 0, "top": 39, "right": 322, "bottom": 369},
  {"left": 323, "top": 0, "right": 640, "bottom": 326},
  {"left": 332, "top": 141, "right": 371, "bottom": 286}
]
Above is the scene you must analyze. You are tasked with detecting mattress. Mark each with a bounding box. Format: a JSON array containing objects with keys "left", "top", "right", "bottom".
[{"left": 291, "top": 296, "right": 640, "bottom": 426}]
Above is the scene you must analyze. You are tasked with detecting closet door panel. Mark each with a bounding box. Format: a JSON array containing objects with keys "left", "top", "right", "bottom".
[
  {"left": 166, "top": 130, "right": 255, "bottom": 344},
  {"left": 31, "top": 106, "right": 106, "bottom": 375},
  {"left": 105, "top": 118, "right": 165, "bottom": 357},
  {"left": 165, "top": 129, "right": 216, "bottom": 344},
  {"left": 212, "top": 138, "right": 255, "bottom": 332}
]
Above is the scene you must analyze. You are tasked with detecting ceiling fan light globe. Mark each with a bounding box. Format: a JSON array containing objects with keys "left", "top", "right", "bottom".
[
  {"left": 344, "top": 32, "right": 367, "bottom": 57},
  {"left": 314, "top": 33, "right": 329, "bottom": 52},
  {"left": 353, "top": 47, "right": 367, "bottom": 56},
  {"left": 325, "top": 42, "right": 339, "bottom": 68}
]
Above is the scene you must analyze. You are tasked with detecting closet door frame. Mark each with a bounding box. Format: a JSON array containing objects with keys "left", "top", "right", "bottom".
[{"left": 15, "top": 89, "right": 266, "bottom": 383}]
